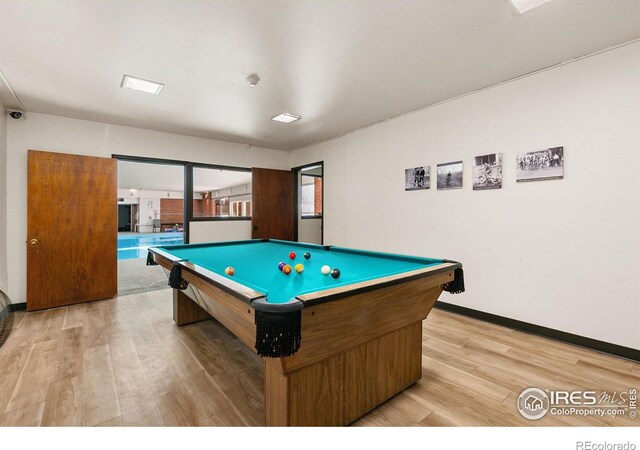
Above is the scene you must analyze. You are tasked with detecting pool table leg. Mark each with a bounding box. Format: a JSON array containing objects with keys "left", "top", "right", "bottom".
[
  {"left": 264, "top": 321, "right": 423, "bottom": 426},
  {"left": 173, "top": 289, "right": 212, "bottom": 326}
]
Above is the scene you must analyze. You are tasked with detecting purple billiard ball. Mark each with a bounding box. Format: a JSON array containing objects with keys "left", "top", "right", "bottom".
[
  {"left": 278, "top": 261, "right": 286, "bottom": 271},
  {"left": 330, "top": 268, "right": 341, "bottom": 279}
]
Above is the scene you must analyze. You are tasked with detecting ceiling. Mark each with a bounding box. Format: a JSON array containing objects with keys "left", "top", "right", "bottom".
[
  {"left": 1, "top": 1, "right": 639, "bottom": 150},
  {"left": 117, "top": 160, "right": 251, "bottom": 192}
]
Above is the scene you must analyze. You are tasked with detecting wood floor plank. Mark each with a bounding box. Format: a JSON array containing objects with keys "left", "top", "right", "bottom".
[
  {"left": 422, "top": 356, "right": 511, "bottom": 404},
  {"left": 0, "top": 343, "right": 33, "bottom": 414},
  {"left": 94, "top": 415, "right": 124, "bottom": 427},
  {"left": 373, "top": 388, "right": 435, "bottom": 423},
  {"left": 0, "top": 402, "right": 45, "bottom": 426},
  {"left": 118, "top": 386, "right": 164, "bottom": 426},
  {"left": 108, "top": 333, "right": 148, "bottom": 394},
  {"left": 5, "top": 338, "right": 60, "bottom": 413},
  {"left": 34, "top": 308, "right": 66, "bottom": 343},
  {"left": 205, "top": 406, "right": 256, "bottom": 426},
  {"left": 211, "top": 370, "right": 264, "bottom": 426},
  {"left": 82, "top": 302, "right": 108, "bottom": 348},
  {"left": 62, "top": 305, "right": 84, "bottom": 330},
  {"left": 82, "top": 344, "right": 121, "bottom": 426},
  {"left": 41, "top": 376, "right": 82, "bottom": 426},
  {"left": 53, "top": 327, "right": 86, "bottom": 382}
]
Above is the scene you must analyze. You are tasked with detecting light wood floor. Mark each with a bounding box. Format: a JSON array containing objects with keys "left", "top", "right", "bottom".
[{"left": 0, "top": 289, "right": 637, "bottom": 426}]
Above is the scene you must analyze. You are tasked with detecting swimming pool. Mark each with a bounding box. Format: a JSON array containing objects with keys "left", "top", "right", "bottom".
[{"left": 117, "top": 232, "right": 184, "bottom": 260}]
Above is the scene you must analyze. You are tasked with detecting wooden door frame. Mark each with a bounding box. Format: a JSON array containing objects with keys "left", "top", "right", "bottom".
[{"left": 292, "top": 161, "right": 324, "bottom": 245}]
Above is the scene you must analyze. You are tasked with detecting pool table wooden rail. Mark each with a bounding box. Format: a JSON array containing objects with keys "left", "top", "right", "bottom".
[
  {"left": 150, "top": 248, "right": 266, "bottom": 303},
  {"left": 148, "top": 246, "right": 457, "bottom": 426}
]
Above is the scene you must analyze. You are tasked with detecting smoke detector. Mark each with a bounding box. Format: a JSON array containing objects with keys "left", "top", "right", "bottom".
[{"left": 246, "top": 74, "right": 260, "bottom": 87}]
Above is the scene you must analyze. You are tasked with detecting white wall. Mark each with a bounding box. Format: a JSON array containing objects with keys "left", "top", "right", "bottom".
[
  {"left": 299, "top": 218, "right": 322, "bottom": 244},
  {"left": 6, "top": 113, "right": 290, "bottom": 304},
  {"left": 291, "top": 42, "right": 640, "bottom": 350},
  {"left": 189, "top": 220, "right": 252, "bottom": 244},
  {"left": 0, "top": 102, "right": 7, "bottom": 291}
]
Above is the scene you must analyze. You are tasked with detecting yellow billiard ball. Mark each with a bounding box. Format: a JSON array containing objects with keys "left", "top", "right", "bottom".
[{"left": 294, "top": 263, "right": 304, "bottom": 274}]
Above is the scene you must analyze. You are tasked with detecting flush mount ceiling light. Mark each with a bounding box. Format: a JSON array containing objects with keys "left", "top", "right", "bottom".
[
  {"left": 120, "top": 74, "right": 164, "bottom": 95},
  {"left": 270, "top": 113, "right": 301, "bottom": 123},
  {"left": 508, "top": 0, "right": 552, "bottom": 14}
]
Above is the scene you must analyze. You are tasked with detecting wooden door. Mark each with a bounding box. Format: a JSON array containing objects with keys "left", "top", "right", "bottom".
[
  {"left": 27, "top": 150, "right": 117, "bottom": 311},
  {"left": 251, "top": 168, "right": 294, "bottom": 240}
]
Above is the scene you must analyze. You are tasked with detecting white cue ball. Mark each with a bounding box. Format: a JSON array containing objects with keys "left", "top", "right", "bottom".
[{"left": 321, "top": 265, "right": 331, "bottom": 275}]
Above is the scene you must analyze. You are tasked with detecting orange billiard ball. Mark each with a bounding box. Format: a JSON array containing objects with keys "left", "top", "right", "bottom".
[
  {"left": 282, "top": 264, "right": 292, "bottom": 275},
  {"left": 224, "top": 266, "right": 235, "bottom": 276}
]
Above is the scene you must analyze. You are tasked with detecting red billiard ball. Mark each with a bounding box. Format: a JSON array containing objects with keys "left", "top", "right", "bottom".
[
  {"left": 289, "top": 252, "right": 296, "bottom": 260},
  {"left": 282, "top": 264, "right": 292, "bottom": 275},
  {"left": 225, "top": 266, "right": 235, "bottom": 276},
  {"left": 278, "top": 262, "right": 286, "bottom": 271}
]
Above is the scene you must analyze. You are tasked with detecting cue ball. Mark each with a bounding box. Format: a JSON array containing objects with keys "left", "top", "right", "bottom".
[
  {"left": 331, "top": 268, "right": 341, "bottom": 279},
  {"left": 282, "top": 264, "right": 292, "bottom": 275},
  {"left": 224, "top": 266, "right": 235, "bottom": 276},
  {"left": 289, "top": 252, "right": 296, "bottom": 259},
  {"left": 304, "top": 252, "right": 311, "bottom": 259},
  {"left": 321, "top": 265, "right": 331, "bottom": 275},
  {"left": 294, "top": 263, "right": 304, "bottom": 274},
  {"left": 278, "top": 262, "right": 286, "bottom": 271}
]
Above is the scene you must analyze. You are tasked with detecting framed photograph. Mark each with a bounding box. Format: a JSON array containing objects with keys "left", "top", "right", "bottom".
[
  {"left": 437, "top": 161, "right": 463, "bottom": 190},
  {"left": 516, "top": 146, "right": 564, "bottom": 182},
  {"left": 405, "top": 166, "right": 430, "bottom": 191},
  {"left": 473, "top": 153, "right": 502, "bottom": 190}
]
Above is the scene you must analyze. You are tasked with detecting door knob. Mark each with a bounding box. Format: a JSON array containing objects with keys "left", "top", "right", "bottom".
[{"left": 29, "top": 238, "right": 39, "bottom": 246}]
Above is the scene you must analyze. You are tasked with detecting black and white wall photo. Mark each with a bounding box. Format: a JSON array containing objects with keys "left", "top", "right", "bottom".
[
  {"left": 516, "top": 147, "right": 564, "bottom": 182},
  {"left": 473, "top": 153, "right": 502, "bottom": 190},
  {"left": 437, "top": 161, "right": 463, "bottom": 190},
  {"left": 405, "top": 166, "right": 430, "bottom": 190}
]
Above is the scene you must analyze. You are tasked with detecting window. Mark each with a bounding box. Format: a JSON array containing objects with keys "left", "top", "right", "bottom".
[
  {"left": 192, "top": 166, "right": 252, "bottom": 218},
  {"left": 301, "top": 174, "right": 322, "bottom": 217}
]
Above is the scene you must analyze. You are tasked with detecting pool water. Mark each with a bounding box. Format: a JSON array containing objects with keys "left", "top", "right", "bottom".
[{"left": 118, "top": 232, "right": 184, "bottom": 260}]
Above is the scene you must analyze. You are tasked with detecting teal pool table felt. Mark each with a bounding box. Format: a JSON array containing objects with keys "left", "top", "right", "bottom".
[{"left": 155, "top": 240, "right": 444, "bottom": 304}]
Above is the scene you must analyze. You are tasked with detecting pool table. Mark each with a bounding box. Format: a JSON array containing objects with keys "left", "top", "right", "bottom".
[{"left": 147, "top": 239, "right": 464, "bottom": 426}]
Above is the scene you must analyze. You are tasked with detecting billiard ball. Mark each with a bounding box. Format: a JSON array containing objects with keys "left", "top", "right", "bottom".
[
  {"left": 304, "top": 252, "right": 311, "bottom": 259},
  {"left": 289, "top": 252, "right": 296, "bottom": 259},
  {"left": 283, "top": 264, "right": 292, "bottom": 275},
  {"left": 331, "top": 268, "right": 341, "bottom": 279},
  {"left": 294, "top": 263, "right": 304, "bottom": 274},
  {"left": 321, "top": 265, "right": 331, "bottom": 275},
  {"left": 278, "top": 262, "right": 286, "bottom": 271},
  {"left": 224, "top": 266, "right": 235, "bottom": 276}
]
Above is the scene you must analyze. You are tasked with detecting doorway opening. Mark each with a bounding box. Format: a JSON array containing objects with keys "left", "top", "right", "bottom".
[
  {"left": 115, "top": 158, "right": 186, "bottom": 296},
  {"left": 117, "top": 204, "right": 131, "bottom": 231},
  {"left": 293, "top": 162, "right": 324, "bottom": 245}
]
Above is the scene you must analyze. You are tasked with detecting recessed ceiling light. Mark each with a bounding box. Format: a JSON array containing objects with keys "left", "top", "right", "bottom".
[
  {"left": 270, "top": 113, "right": 301, "bottom": 123},
  {"left": 120, "top": 74, "right": 164, "bottom": 95},
  {"left": 508, "top": 0, "right": 551, "bottom": 14}
]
